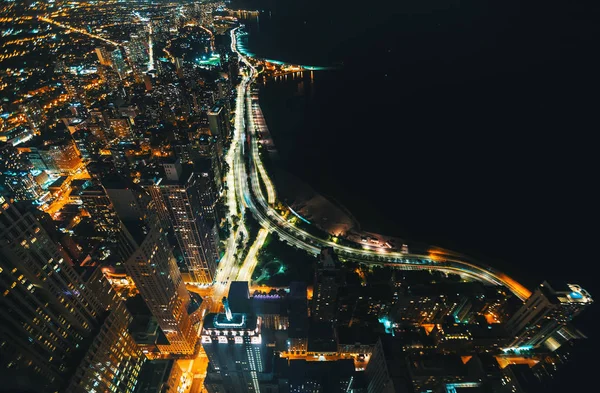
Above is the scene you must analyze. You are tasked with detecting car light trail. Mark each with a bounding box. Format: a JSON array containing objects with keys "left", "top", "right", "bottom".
[
  {"left": 147, "top": 24, "right": 154, "bottom": 71},
  {"left": 38, "top": 16, "right": 120, "bottom": 47}
]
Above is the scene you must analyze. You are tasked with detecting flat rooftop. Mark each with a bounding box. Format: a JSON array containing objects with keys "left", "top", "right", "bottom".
[{"left": 203, "top": 312, "right": 257, "bottom": 332}]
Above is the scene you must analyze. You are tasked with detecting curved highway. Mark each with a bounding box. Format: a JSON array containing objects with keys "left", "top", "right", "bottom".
[{"left": 229, "top": 28, "right": 531, "bottom": 301}]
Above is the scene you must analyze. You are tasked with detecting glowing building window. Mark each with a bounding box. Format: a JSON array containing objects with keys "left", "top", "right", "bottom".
[
  {"left": 251, "top": 336, "right": 261, "bottom": 345},
  {"left": 201, "top": 336, "right": 212, "bottom": 343}
]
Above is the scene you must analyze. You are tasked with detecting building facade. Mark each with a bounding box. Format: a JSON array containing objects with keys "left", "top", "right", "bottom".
[
  {"left": 105, "top": 179, "right": 199, "bottom": 355},
  {"left": 311, "top": 248, "right": 343, "bottom": 323},
  {"left": 144, "top": 161, "right": 219, "bottom": 284},
  {"left": 0, "top": 197, "right": 104, "bottom": 391},
  {"left": 201, "top": 307, "right": 270, "bottom": 393},
  {"left": 66, "top": 302, "right": 145, "bottom": 393},
  {"left": 207, "top": 104, "right": 230, "bottom": 139},
  {"left": 505, "top": 281, "right": 593, "bottom": 349},
  {"left": 121, "top": 215, "right": 198, "bottom": 355}
]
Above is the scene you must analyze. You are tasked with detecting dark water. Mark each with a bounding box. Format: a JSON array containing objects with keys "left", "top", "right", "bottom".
[{"left": 234, "top": 0, "right": 599, "bottom": 388}]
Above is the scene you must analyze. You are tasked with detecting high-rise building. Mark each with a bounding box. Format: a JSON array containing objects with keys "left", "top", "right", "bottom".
[
  {"left": 65, "top": 302, "right": 145, "bottom": 393},
  {"left": 207, "top": 103, "right": 230, "bottom": 139},
  {"left": 365, "top": 337, "right": 416, "bottom": 393},
  {"left": 96, "top": 46, "right": 130, "bottom": 80},
  {"left": 134, "top": 359, "right": 184, "bottom": 393},
  {"left": 110, "top": 48, "right": 130, "bottom": 79},
  {"left": 228, "top": 281, "right": 288, "bottom": 330},
  {"left": 505, "top": 281, "right": 593, "bottom": 349},
  {"left": 120, "top": 220, "right": 197, "bottom": 355},
  {"left": 144, "top": 73, "right": 154, "bottom": 92},
  {"left": 0, "top": 197, "right": 104, "bottom": 391},
  {"left": 276, "top": 358, "right": 355, "bottom": 393},
  {"left": 108, "top": 141, "right": 136, "bottom": 175},
  {"left": 80, "top": 266, "right": 121, "bottom": 311},
  {"left": 0, "top": 171, "right": 44, "bottom": 200},
  {"left": 0, "top": 142, "right": 32, "bottom": 171},
  {"left": 72, "top": 128, "right": 103, "bottom": 160},
  {"left": 104, "top": 179, "right": 198, "bottom": 355},
  {"left": 59, "top": 71, "right": 88, "bottom": 104},
  {"left": 228, "top": 281, "right": 252, "bottom": 314},
  {"left": 143, "top": 160, "right": 219, "bottom": 284},
  {"left": 174, "top": 57, "right": 184, "bottom": 79},
  {"left": 227, "top": 53, "right": 239, "bottom": 85},
  {"left": 311, "top": 247, "right": 343, "bottom": 323},
  {"left": 96, "top": 46, "right": 114, "bottom": 66},
  {"left": 34, "top": 141, "right": 82, "bottom": 174},
  {"left": 125, "top": 33, "right": 149, "bottom": 82},
  {"left": 201, "top": 300, "right": 271, "bottom": 393},
  {"left": 75, "top": 179, "right": 121, "bottom": 235},
  {"left": 214, "top": 78, "right": 232, "bottom": 114},
  {"left": 197, "top": 133, "right": 223, "bottom": 189},
  {"left": 288, "top": 282, "right": 309, "bottom": 352}
]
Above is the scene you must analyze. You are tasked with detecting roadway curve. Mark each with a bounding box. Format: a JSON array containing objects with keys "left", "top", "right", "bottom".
[{"left": 229, "top": 28, "right": 531, "bottom": 301}]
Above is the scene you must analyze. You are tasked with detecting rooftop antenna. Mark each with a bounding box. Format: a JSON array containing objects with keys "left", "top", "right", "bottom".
[{"left": 222, "top": 297, "right": 232, "bottom": 321}]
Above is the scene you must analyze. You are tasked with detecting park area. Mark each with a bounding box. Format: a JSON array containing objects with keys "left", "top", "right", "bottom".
[{"left": 251, "top": 233, "right": 315, "bottom": 287}]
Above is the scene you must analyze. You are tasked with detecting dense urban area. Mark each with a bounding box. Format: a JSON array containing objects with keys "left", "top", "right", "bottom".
[{"left": 0, "top": 1, "right": 594, "bottom": 393}]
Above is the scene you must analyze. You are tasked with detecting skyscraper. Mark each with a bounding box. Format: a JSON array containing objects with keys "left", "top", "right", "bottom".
[
  {"left": 311, "top": 247, "right": 343, "bottom": 323},
  {"left": 207, "top": 103, "right": 231, "bottom": 139},
  {"left": 120, "top": 218, "right": 197, "bottom": 355},
  {"left": 104, "top": 178, "right": 198, "bottom": 355},
  {"left": 143, "top": 160, "right": 219, "bottom": 284},
  {"left": 0, "top": 143, "right": 31, "bottom": 172},
  {"left": 0, "top": 197, "right": 103, "bottom": 390},
  {"left": 197, "top": 133, "right": 224, "bottom": 191},
  {"left": 33, "top": 140, "right": 82, "bottom": 174},
  {"left": 0, "top": 171, "right": 44, "bottom": 200},
  {"left": 505, "top": 281, "right": 593, "bottom": 349},
  {"left": 65, "top": 302, "right": 145, "bottom": 393},
  {"left": 75, "top": 179, "right": 121, "bottom": 235},
  {"left": 125, "top": 33, "right": 149, "bottom": 82},
  {"left": 201, "top": 300, "right": 271, "bottom": 393},
  {"left": 365, "top": 337, "right": 414, "bottom": 393},
  {"left": 110, "top": 48, "right": 130, "bottom": 79}
]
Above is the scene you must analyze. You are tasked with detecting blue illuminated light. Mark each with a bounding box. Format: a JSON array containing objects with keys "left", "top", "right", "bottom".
[
  {"left": 446, "top": 383, "right": 481, "bottom": 393},
  {"left": 214, "top": 315, "right": 245, "bottom": 328},
  {"left": 502, "top": 345, "right": 533, "bottom": 353},
  {"left": 288, "top": 206, "right": 311, "bottom": 224},
  {"left": 570, "top": 291, "right": 583, "bottom": 299},
  {"left": 378, "top": 316, "right": 395, "bottom": 336}
]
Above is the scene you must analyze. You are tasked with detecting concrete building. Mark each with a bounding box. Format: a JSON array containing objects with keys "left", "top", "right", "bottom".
[
  {"left": 207, "top": 103, "right": 230, "bottom": 139},
  {"left": 143, "top": 161, "right": 219, "bottom": 284},
  {"left": 311, "top": 248, "right": 343, "bottom": 324},
  {"left": 0, "top": 198, "right": 105, "bottom": 391},
  {"left": 75, "top": 179, "right": 121, "bottom": 235},
  {"left": 66, "top": 302, "right": 145, "bottom": 393},
  {"left": 201, "top": 300, "right": 272, "bottom": 393},
  {"left": 104, "top": 178, "right": 198, "bottom": 355},
  {"left": 505, "top": 281, "right": 592, "bottom": 349},
  {"left": 134, "top": 359, "right": 184, "bottom": 393}
]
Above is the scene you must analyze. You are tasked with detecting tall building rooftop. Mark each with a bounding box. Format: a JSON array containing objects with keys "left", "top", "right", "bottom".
[
  {"left": 203, "top": 312, "right": 258, "bottom": 332},
  {"left": 540, "top": 281, "right": 593, "bottom": 305}
]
